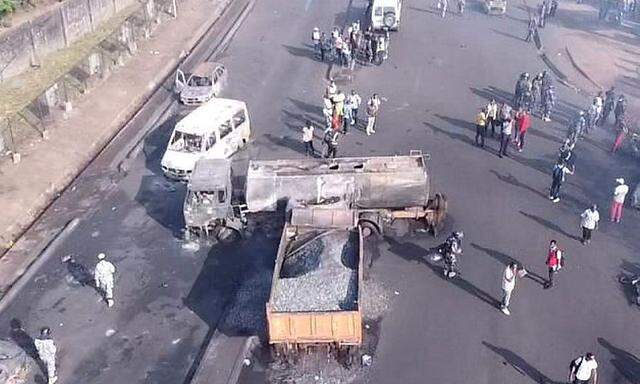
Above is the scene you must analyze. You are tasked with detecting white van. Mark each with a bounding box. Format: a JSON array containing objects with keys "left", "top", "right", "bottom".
[
  {"left": 161, "top": 98, "right": 250, "bottom": 180},
  {"left": 369, "top": 0, "right": 402, "bottom": 31}
]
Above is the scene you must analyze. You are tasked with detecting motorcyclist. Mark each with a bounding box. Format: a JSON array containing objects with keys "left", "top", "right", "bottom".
[{"left": 437, "top": 231, "right": 464, "bottom": 278}]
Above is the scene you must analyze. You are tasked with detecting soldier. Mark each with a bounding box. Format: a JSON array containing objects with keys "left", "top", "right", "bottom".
[
  {"left": 614, "top": 94, "right": 626, "bottom": 127},
  {"left": 599, "top": 87, "right": 615, "bottom": 126},
  {"left": 311, "top": 27, "right": 321, "bottom": 58},
  {"left": 95, "top": 253, "right": 116, "bottom": 307},
  {"left": 35, "top": 327, "right": 58, "bottom": 384},
  {"left": 541, "top": 84, "right": 555, "bottom": 122}
]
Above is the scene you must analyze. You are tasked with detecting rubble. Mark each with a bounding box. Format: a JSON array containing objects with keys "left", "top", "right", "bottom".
[{"left": 272, "top": 230, "right": 359, "bottom": 312}]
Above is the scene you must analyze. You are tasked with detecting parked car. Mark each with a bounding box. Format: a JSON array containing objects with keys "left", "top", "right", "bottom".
[
  {"left": 175, "top": 62, "right": 227, "bottom": 106},
  {"left": 484, "top": 0, "right": 507, "bottom": 14}
]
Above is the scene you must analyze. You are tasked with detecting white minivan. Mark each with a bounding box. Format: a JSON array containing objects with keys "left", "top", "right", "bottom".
[
  {"left": 161, "top": 98, "right": 250, "bottom": 180},
  {"left": 369, "top": 0, "right": 402, "bottom": 31}
]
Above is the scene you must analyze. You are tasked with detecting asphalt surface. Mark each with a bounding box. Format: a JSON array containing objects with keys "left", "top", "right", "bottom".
[{"left": 2, "top": 0, "right": 640, "bottom": 383}]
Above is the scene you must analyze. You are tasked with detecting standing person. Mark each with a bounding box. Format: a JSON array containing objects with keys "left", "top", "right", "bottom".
[
  {"left": 365, "top": 98, "right": 379, "bottom": 136},
  {"left": 332, "top": 90, "right": 346, "bottom": 131},
  {"left": 312, "top": 27, "right": 321, "bottom": 58},
  {"left": 500, "top": 262, "right": 525, "bottom": 315},
  {"left": 525, "top": 17, "right": 538, "bottom": 42},
  {"left": 611, "top": 116, "right": 629, "bottom": 153},
  {"left": 486, "top": 99, "right": 498, "bottom": 137},
  {"left": 568, "top": 353, "right": 598, "bottom": 384},
  {"left": 531, "top": 73, "right": 542, "bottom": 110},
  {"left": 611, "top": 177, "right": 630, "bottom": 223},
  {"left": 499, "top": 117, "right": 512, "bottom": 158},
  {"left": 319, "top": 32, "right": 328, "bottom": 62},
  {"left": 515, "top": 109, "right": 531, "bottom": 151},
  {"left": 302, "top": 121, "right": 315, "bottom": 156},
  {"left": 439, "top": 0, "right": 448, "bottom": 18},
  {"left": 541, "top": 84, "right": 555, "bottom": 122},
  {"left": 544, "top": 240, "right": 563, "bottom": 288},
  {"left": 580, "top": 204, "right": 600, "bottom": 245},
  {"left": 349, "top": 90, "right": 362, "bottom": 126},
  {"left": 538, "top": 2, "right": 547, "bottom": 26},
  {"left": 549, "top": 161, "right": 574, "bottom": 202},
  {"left": 35, "top": 327, "right": 58, "bottom": 384},
  {"left": 599, "top": 87, "right": 615, "bottom": 126},
  {"left": 614, "top": 95, "right": 626, "bottom": 127},
  {"left": 343, "top": 95, "right": 353, "bottom": 133},
  {"left": 95, "top": 253, "right": 116, "bottom": 307},
  {"left": 549, "top": 0, "right": 559, "bottom": 16},
  {"left": 323, "top": 128, "right": 340, "bottom": 158},
  {"left": 322, "top": 95, "right": 333, "bottom": 129},
  {"left": 586, "top": 101, "right": 599, "bottom": 135},
  {"left": 475, "top": 107, "right": 488, "bottom": 147}
]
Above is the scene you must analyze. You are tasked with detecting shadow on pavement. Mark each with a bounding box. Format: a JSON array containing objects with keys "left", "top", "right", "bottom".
[
  {"left": 9, "top": 318, "right": 47, "bottom": 380},
  {"left": 483, "top": 341, "right": 561, "bottom": 384},
  {"left": 519, "top": 210, "right": 582, "bottom": 241},
  {"left": 385, "top": 237, "right": 501, "bottom": 308},
  {"left": 598, "top": 337, "right": 640, "bottom": 382},
  {"left": 134, "top": 175, "right": 186, "bottom": 238},
  {"left": 434, "top": 113, "right": 476, "bottom": 132},
  {"left": 491, "top": 28, "right": 525, "bottom": 42},
  {"left": 424, "top": 122, "right": 476, "bottom": 147},
  {"left": 471, "top": 243, "right": 548, "bottom": 287},
  {"left": 263, "top": 133, "right": 307, "bottom": 155},
  {"left": 489, "top": 169, "right": 548, "bottom": 199},
  {"left": 282, "top": 44, "right": 318, "bottom": 61}
]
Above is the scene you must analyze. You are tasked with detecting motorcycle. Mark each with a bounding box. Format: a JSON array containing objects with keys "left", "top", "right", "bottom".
[
  {"left": 429, "top": 234, "right": 463, "bottom": 279},
  {"left": 619, "top": 274, "right": 640, "bottom": 305}
]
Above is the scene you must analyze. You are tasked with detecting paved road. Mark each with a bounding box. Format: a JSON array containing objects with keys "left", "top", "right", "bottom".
[{"left": 2, "top": 0, "right": 640, "bottom": 383}]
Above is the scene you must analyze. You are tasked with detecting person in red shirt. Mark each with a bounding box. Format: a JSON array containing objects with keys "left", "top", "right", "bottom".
[
  {"left": 545, "top": 240, "right": 563, "bottom": 289},
  {"left": 515, "top": 109, "right": 532, "bottom": 152}
]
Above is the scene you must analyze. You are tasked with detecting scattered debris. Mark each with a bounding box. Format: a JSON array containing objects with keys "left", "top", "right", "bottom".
[
  {"left": 160, "top": 282, "right": 168, "bottom": 288},
  {"left": 105, "top": 329, "right": 116, "bottom": 337},
  {"left": 361, "top": 354, "right": 372, "bottom": 367},
  {"left": 61, "top": 254, "right": 72, "bottom": 263},
  {"left": 172, "top": 338, "right": 181, "bottom": 345},
  {"left": 394, "top": 290, "right": 400, "bottom": 295},
  {"left": 91, "top": 231, "right": 100, "bottom": 238},
  {"left": 243, "top": 358, "right": 251, "bottom": 366}
]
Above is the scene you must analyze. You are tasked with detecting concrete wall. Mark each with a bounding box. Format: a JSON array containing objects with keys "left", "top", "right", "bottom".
[{"left": 0, "top": 0, "right": 138, "bottom": 81}]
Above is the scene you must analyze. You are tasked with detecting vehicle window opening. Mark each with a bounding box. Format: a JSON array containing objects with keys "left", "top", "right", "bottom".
[
  {"left": 189, "top": 75, "right": 212, "bottom": 87},
  {"left": 233, "top": 110, "right": 246, "bottom": 127},
  {"left": 220, "top": 120, "right": 233, "bottom": 138},
  {"left": 205, "top": 134, "right": 217, "bottom": 150},
  {"left": 329, "top": 164, "right": 339, "bottom": 170},
  {"left": 170, "top": 131, "right": 202, "bottom": 153},
  {"left": 374, "top": 6, "right": 383, "bottom": 15},
  {"left": 353, "top": 164, "right": 364, "bottom": 169},
  {"left": 217, "top": 189, "right": 226, "bottom": 203}
]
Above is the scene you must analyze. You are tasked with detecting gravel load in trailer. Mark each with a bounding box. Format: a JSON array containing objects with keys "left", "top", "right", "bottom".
[
  {"left": 272, "top": 229, "right": 359, "bottom": 312},
  {"left": 266, "top": 209, "right": 364, "bottom": 348}
]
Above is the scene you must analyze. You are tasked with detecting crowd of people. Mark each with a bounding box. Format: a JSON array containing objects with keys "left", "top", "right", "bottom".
[
  {"left": 311, "top": 22, "right": 389, "bottom": 67},
  {"left": 301, "top": 81, "right": 382, "bottom": 159}
]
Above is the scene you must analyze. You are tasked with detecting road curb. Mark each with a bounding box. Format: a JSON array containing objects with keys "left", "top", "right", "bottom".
[
  {"left": 0, "top": 218, "right": 80, "bottom": 313},
  {"left": 227, "top": 336, "right": 259, "bottom": 384}
]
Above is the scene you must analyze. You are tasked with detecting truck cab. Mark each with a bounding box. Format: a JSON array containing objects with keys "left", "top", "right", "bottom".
[
  {"left": 368, "top": 0, "right": 402, "bottom": 31},
  {"left": 183, "top": 158, "right": 246, "bottom": 241}
]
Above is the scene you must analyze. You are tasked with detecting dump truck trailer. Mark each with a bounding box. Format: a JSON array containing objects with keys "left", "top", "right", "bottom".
[
  {"left": 183, "top": 152, "right": 447, "bottom": 241},
  {"left": 266, "top": 208, "right": 364, "bottom": 359}
]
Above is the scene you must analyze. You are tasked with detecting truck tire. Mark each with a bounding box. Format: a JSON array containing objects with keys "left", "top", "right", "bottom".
[
  {"left": 216, "top": 226, "right": 240, "bottom": 243},
  {"left": 359, "top": 220, "right": 381, "bottom": 238},
  {"left": 383, "top": 12, "right": 396, "bottom": 29}
]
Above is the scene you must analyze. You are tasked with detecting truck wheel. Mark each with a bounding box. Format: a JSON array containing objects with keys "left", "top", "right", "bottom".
[
  {"left": 216, "top": 226, "right": 240, "bottom": 243},
  {"left": 359, "top": 220, "right": 381, "bottom": 238},
  {"left": 383, "top": 12, "right": 396, "bottom": 28}
]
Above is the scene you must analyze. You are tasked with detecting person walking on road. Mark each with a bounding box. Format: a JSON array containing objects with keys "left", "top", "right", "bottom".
[
  {"left": 544, "top": 240, "right": 563, "bottom": 288},
  {"left": 515, "top": 108, "right": 531, "bottom": 151},
  {"left": 611, "top": 116, "right": 629, "bottom": 153},
  {"left": 312, "top": 27, "right": 322, "bottom": 58},
  {"left": 95, "top": 252, "right": 116, "bottom": 307},
  {"left": 35, "top": 327, "right": 58, "bottom": 384},
  {"left": 500, "top": 262, "right": 526, "bottom": 315},
  {"left": 486, "top": 99, "right": 498, "bottom": 137},
  {"left": 541, "top": 84, "right": 555, "bottom": 122},
  {"left": 568, "top": 353, "right": 598, "bottom": 384},
  {"left": 349, "top": 90, "right": 362, "bottom": 126},
  {"left": 614, "top": 95, "right": 626, "bottom": 128},
  {"left": 549, "top": 161, "right": 574, "bottom": 202},
  {"left": 302, "top": 121, "right": 315, "bottom": 156},
  {"left": 580, "top": 205, "right": 600, "bottom": 245},
  {"left": 475, "top": 107, "right": 488, "bottom": 147},
  {"left": 599, "top": 87, "right": 615, "bottom": 126},
  {"left": 611, "top": 177, "right": 629, "bottom": 223},
  {"left": 322, "top": 95, "right": 333, "bottom": 129}
]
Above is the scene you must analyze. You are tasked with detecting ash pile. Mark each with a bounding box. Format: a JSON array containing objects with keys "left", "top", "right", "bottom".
[{"left": 272, "top": 230, "right": 359, "bottom": 312}]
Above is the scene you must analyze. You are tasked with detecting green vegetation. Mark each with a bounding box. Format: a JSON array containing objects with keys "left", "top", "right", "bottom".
[{"left": 0, "top": 0, "right": 16, "bottom": 17}]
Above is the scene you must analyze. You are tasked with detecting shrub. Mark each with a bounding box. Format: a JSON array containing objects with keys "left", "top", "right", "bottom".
[{"left": 0, "top": 0, "right": 16, "bottom": 17}]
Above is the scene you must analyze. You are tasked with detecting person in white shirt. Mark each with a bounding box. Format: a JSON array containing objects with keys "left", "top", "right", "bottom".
[
  {"left": 349, "top": 90, "right": 362, "bottom": 126},
  {"left": 35, "top": 327, "right": 58, "bottom": 384},
  {"left": 611, "top": 177, "right": 629, "bottom": 223},
  {"left": 568, "top": 353, "right": 598, "bottom": 384},
  {"left": 302, "top": 121, "right": 315, "bottom": 156},
  {"left": 580, "top": 204, "right": 600, "bottom": 245},
  {"left": 500, "top": 262, "right": 525, "bottom": 315},
  {"left": 95, "top": 253, "right": 116, "bottom": 307}
]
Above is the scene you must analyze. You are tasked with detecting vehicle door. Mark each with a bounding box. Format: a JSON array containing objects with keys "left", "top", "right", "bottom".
[
  {"left": 231, "top": 107, "right": 250, "bottom": 142},
  {"left": 218, "top": 118, "right": 238, "bottom": 158},
  {"left": 212, "top": 65, "right": 227, "bottom": 96},
  {"left": 175, "top": 69, "right": 186, "bottom": 94}
]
